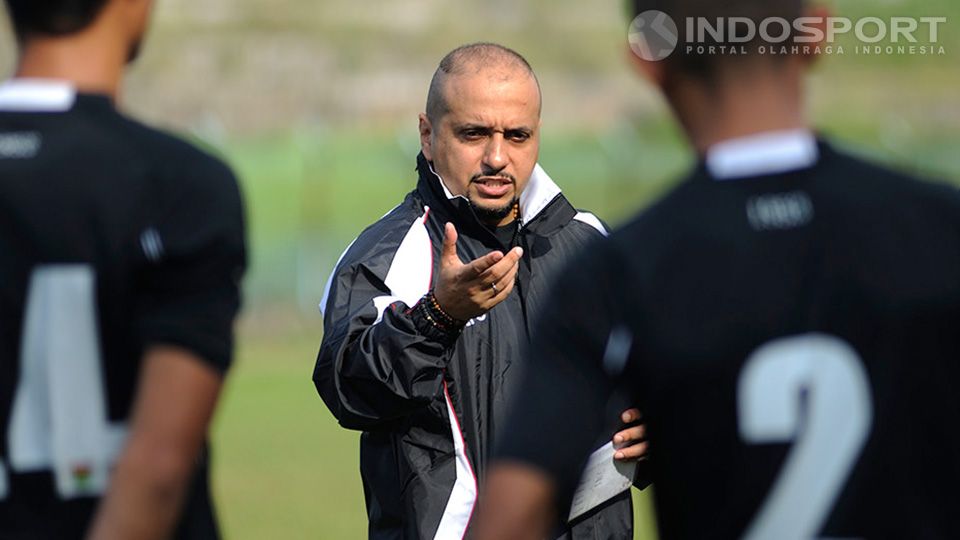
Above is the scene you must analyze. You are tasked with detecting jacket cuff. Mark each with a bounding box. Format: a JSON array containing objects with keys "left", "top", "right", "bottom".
[{"left": 406, "top": 295, "right": 464, "bottom": 348}]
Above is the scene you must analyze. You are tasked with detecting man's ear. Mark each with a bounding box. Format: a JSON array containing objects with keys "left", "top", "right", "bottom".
[
  {"left": 626, "top": 44, "right": 668, "bottom": 89},
  {"left": 121, "top": 0, "right": 154, "bottom": 34},
  {"left": 418, "top": 113, "right": 434, "bottom": 161}
]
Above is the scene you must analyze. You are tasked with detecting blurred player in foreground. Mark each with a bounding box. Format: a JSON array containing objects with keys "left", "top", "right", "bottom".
[
  {"left": 0, "top": 1, "right": 246, "bottom": 538},
  {"left": 477, "top": 0, "right": 960, "bottom": 538}
]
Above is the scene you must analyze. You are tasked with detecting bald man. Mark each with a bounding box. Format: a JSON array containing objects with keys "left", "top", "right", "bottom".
[{"left": 313, "top": 43, "right": 647, "bottom": 539}]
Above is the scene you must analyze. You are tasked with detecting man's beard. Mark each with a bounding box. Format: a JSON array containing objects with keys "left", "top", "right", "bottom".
[
  {"left": 469, "top": 196, "right": 518, "bottom": 225},
  {"left": 468, "top": 170, "right": 518, "bottom": 225}
]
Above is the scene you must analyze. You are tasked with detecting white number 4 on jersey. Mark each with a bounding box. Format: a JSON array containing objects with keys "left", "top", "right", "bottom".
[{"left": 1, "top": 266, "right": 126, "bottom": 500}]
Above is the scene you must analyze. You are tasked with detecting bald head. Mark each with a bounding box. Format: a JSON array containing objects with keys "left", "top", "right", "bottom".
[
  {"left": 426, "top": 42, "right": 542, "bottom": 125},
  {"left": 418, "top": 43, "right": 542, "bottom": 227}
]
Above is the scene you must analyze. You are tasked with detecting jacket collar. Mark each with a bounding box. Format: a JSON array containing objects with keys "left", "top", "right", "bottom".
[{"left": 415, "top": 152, "right": 564, "bottom": 229}]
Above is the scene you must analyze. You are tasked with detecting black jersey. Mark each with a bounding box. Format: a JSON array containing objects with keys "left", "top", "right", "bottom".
[
  {"left": 0, "top": 80, "right": 246, "bottom": 539},
  {"left": 496, "top": 139, "right": 960, "bottom": 539}
]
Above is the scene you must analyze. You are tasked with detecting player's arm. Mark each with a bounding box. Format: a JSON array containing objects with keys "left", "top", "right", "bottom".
[
  {"left": 575, "top": 217, "right": 653, "bottom": 482},
  {"left": 476, "top": 241, "right": 625, "bottom": 539},
  {"left": 88, "top": 151, "right": 246, "bottom": 538},
  {"left": 477, "top": 351, "right": 615, "bottom": 540},
  {"left": 87, "top": 346, "right": 222, "bottom": 540},
  {"left": 315, "top": 222, "right": 523, "bottom": 430}
]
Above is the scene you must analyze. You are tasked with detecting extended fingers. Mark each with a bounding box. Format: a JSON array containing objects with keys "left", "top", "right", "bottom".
[
  {"left": 464, "top": 250, "right": 505, "bottom": 278},
  {"left": 471, "top": 257, "right": 520, "bottom": 312},
  {"left": 478, "top": 247, "right": 523, "bottom": 286},
  {"left": 486, "top": 262, "right": 519, "bottom": 302},
  {"left": 451, "top": 246, "right": 524, "bottom": 315}
]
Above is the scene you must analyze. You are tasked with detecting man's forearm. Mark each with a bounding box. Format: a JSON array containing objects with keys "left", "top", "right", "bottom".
[
  {"left": 87, "top": 347, "right": 222, "bottom": 540},
  {"left": 87, "top": 436, "right": 195, "bottom": 539}
]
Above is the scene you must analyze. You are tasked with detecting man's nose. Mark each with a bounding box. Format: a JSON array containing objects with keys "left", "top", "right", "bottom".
[{"left": 482, "top": 133, "right": 507, "bottom": 173}]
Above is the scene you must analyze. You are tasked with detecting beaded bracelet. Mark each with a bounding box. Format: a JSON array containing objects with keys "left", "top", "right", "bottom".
[
  {"left": 415, "top": 290, "right": 466, "bottom": 335},
  {"left": 426, "top": 290, "right": 465, "bottom": 328},
  {"left": 420, "top": 301, "right": 450, "bottom": 332}
]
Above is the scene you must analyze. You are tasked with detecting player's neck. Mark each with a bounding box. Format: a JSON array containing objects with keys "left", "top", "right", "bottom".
[
  {"left": 15, "top": 32, "right": 128, "bottom": 100},
  {"left": 672, "top": 64, "right": 809, "bottom": 157}
]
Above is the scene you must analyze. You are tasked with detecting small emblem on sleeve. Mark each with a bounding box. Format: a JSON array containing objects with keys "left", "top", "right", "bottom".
[{"left": 140, "top": 228, "right": 165, "bottom": 262}]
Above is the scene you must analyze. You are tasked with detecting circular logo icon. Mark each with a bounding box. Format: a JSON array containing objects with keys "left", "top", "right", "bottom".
[{"left": 628, "top": 10, "right": 679, "bottom": 61}]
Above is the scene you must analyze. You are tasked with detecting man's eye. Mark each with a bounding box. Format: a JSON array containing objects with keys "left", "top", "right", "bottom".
[
  {"left": 507, "top": 131, "right": 530, "bottom": 143},
  {"left": 461, "top": 130, "right": 485, "bottom": 140}
]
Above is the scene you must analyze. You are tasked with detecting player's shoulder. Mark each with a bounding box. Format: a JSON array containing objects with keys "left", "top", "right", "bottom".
[
  {"left": 826, "top": 143, "right": 933, "bottom": 187},
  {"left": 824, "top": 143, "right": 960, "bottom": 217},
  {"left": 610, "top": 177, "right": 696, "bottom": 247},
  {"left": 555, "top": 224, "right": 629, "bottom": 286},
  {"left": 117, "top": 116, "right": 238, "bottom": 194},
  {"left": 109, "top": 117, "right": 246, "bottom": 237}
]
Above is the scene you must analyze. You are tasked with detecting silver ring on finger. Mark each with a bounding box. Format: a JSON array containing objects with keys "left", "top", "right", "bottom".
[{"left": 490, "top": 282, "right": 498, "bottom": 294}]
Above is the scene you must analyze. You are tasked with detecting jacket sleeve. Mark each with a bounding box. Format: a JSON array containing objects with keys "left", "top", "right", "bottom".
[{"left": 313, "top": 256, "right": 455, "bottom": 431}]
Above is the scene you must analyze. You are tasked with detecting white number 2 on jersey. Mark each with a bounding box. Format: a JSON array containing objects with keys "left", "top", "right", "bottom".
[
  {"left": 0, "top": 266, "right": 126, "bottom": 500},
  {"left": 738, "top": 334, "right": 873, "bottom": 540}
]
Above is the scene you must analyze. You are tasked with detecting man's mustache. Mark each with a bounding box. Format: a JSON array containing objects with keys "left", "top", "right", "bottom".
[{"left": 471, "top": 172, "right": 516, "bottom": 183}]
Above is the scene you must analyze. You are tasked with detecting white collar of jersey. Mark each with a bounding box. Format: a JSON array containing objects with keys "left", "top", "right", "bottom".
[
  {"left": 706, "top": 129, "right": 819, "bottom": 180},
  {"left": 0, "top": 79, "right": 77, "bottom": 112},
  {"left": 427, "top": 162, "right": 562, "bottom": 227}
]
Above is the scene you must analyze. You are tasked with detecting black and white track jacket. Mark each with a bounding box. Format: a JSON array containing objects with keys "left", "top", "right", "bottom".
[{"left": 314, "top": 153, "right": 634, "bottom": 539}]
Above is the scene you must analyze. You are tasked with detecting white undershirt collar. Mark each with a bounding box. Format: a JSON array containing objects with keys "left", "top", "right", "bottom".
[
  {"left": 0, "top": 78, "right": 77, "bottom": 112},
  {"left": 706, "top": 129, "right": 819, "bottom": 180}
]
